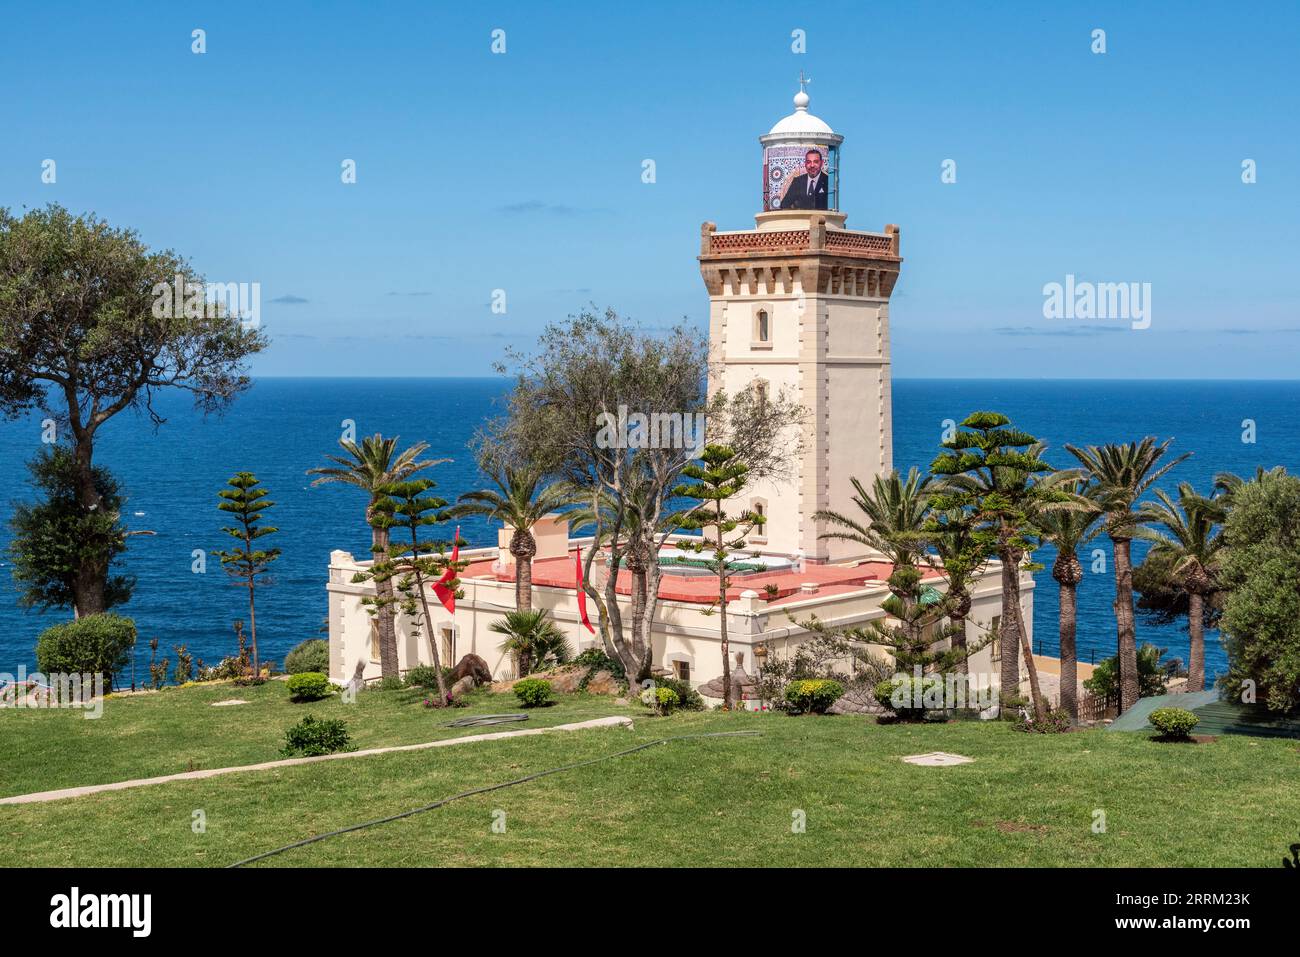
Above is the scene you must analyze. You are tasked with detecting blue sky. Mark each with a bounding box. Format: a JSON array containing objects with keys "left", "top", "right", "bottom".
[{"left": 2, "top": 0, "right": 1296, "bottom": 378}]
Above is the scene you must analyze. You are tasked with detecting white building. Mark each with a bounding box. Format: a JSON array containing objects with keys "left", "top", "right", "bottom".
[{"left": 326, "top": 86, "right": 1033, "bottom": 696}]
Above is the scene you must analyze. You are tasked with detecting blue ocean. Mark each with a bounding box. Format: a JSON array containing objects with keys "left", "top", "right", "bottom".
[{"left": 1, "top": 378, "right": 1293, "bottom": 681}]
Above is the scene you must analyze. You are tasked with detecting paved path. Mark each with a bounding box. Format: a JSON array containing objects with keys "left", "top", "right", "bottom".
[{"left": 0, "top": 715, "right": 634, "bottom": 807}]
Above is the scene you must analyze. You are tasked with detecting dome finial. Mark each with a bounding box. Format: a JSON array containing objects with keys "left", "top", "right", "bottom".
[{"left": 794, "top": 70, "right": 811, "bottom": 110}]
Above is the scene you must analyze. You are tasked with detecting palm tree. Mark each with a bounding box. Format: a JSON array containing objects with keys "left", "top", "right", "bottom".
[
  {"left": 456, "top": 463, "right": 575, "bottom": 613},
  {"left": 1136, "top": 483, "right": 1225, "bottom": 692},
  {"left": 815, "top": 467, "right": 933, "bottom": 576},
  {"left": 1065, "top": 438, "right": 1189, "bottom": 712},
  {"left": 1213, "top": 466, "right": 1287, "bottom": 507},
  {"left": 1034, "top": 480, "right": 1103, "bottom": 720},
  {"left": 490, "top": 609, "right": 573, "bottom": 677},
  {"left": 307, "top": 434, "right": 441, "bottom": 679}
]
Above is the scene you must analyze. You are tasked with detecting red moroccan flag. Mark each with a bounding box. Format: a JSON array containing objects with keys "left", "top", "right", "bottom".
[
  {"left": 575, "top": 548, "right": 595, "bottom": 633},
  {"left": 432, "top": 526, "right": 459, "bottom": 614}
]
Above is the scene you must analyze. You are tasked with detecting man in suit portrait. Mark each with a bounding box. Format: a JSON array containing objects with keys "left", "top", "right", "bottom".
[{"left": 779, "top": 148, "right": 829, "bottom": 210}]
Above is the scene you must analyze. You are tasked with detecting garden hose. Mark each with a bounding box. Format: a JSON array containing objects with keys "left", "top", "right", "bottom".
[
  {"left": 443, "top": 713, "right": 530, "bottom": 728},
  {"left": 226, "top": 730, "right": 761, "bottom": 867}
]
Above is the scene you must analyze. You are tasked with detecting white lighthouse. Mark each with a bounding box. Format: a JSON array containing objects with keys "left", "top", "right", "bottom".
[{"left": 699, "top": 83, "right": 903, "bottom": 563}]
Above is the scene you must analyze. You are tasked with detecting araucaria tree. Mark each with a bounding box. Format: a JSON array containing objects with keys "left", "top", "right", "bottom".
[
  {"left": 674, "top": 443, "right": 765, "bottom": 709},
  {"left": 357, "top": 478, "right": 465, "bottom": 703},
  {"left": 0, "top": 205, "right": 267, "bottom": 616},
  {"left": 930, "top": 412, "right": 1071, "bottom": 719},
  {"left": 1066, "top": 438, "right": 1188, "bottom": 712},
  {"left": 307, "top": 434, "right": 440, "bottom": 679},
  {"left": 215, "top": 473, "right": 281, "bottom": 677},
  {"left": 8, "top": 446, "right": 137, "bottom": 614}
]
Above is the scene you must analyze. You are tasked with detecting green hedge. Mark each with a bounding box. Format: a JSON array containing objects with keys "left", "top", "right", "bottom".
[
  {"left": 286, "top": 672, "right": 333, "bottom": 702},
  {"left": 514, "top": 677, "right": 555, "bottom": 708},
  {"left": 1149, "top": 707, "right": 1199, "bottom": 740},
  {"left": 34, "top": 614, "right": 136, "bottom": 690},
  {"left": 284, "top": 639, "right": 330, "bottom": 675},
  {"left": 784, "top": 679, "right": 844, "bottom": 715}
]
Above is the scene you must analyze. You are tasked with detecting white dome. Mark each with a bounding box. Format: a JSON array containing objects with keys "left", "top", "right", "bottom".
[{"left": 767, "top": 89, "right": 835, "bottom": 136}]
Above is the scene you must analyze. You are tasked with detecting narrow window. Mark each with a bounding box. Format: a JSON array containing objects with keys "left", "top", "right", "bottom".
[
  {"left": 369, "top": 618, "right": 381, "bottom": 662},
  {"left": 990, "top": 615, "right": 1002, "bottom": 662},
  {"left": 757, "top": 309, "right": 769, "bottom": 342}
]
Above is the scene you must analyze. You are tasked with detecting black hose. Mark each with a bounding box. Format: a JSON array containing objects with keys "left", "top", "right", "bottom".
[
  {"left": 443, "top": 713, "right": 530, "bottom": 728},
  {"left": 226, "top": 730, "right": 761, "bottom": 867}
]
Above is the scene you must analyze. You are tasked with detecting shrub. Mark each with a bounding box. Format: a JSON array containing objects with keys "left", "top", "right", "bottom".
[
  {"left": 574, "top": 648, "right": 626, "bottom": 686},
  {"left": 1084, "top": 643, "right": 1171, "bottom": 700},
  {"left": 784, "top": 678, "right": 844, "bottom": 715},
  {"left": 281, "top": 715, "right": 353, "bottom": 757},
  {"left": 404, "top": 664, "right": 445, "bottom": 689},
  {"left": 647, "top": 675, "right": 703, "bottom": 711},
  {"left": 1149, "top": 707, "right": 1199, "bottom": 740},
  {"left": 34, "top": 614, "right": 136, "bottom": 691},
  {"left": 1013, "top": 706, "right": 1072, "bottom": 734},
  {"left": 514, "top": 677, "right": 555, "bottom": 708},
  {"left": 286, "top": 672, "right": 333, "bottom": 702},
  {"left": 375, "top": 675, "right": 404, "bottom": 692},
  {"left": 639, "top": 684, "right": 680, "bottom": 715},
  {"left": 284, "top": 639, "right": 330, "bottom": 675}
]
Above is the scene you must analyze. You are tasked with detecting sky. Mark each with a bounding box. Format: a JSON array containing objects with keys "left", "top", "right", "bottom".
[{"left": 1, "top": 0, "right": 1297, "bottom": 378}]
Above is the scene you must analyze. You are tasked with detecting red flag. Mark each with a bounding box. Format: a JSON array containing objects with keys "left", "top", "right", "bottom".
[
  {"left": 432, "top": 525, "right": 459, "bottom": 614},
  {"left": 575, "top": 548, "right": 595, "bottom": 633}
]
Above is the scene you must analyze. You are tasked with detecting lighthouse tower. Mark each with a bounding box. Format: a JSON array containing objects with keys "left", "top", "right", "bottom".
[{"left": 699, "top": 83, "right": 903, "bottom": 563}]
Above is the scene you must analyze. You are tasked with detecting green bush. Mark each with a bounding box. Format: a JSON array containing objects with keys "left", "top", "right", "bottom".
[
  {"left": 514, "top": 677, "right": 555, "bottom": 708},
  {"left": 34, "top": 614, "right": 136, "bottom": 690},
  {"left": 1149, "top": 706, "right": 1199, "bottom": 740},
  {"left": 643, "top": 685, "right": 680, "bottom": 715},
  {"left": 574, "top": 648, "right": 626, "bottom": 685},
  {"left": 375, "top": 675, "right": 404, "bottom": 692},
  {"left": 281, "top": 715, "right": 353, "bottom": 757},
  {"left": 404, "top": 664, "right": 446, "bottom": 689},
  {"left": 784, "top": 678, "right": 844, "bottom": 715},
  {"left": 284, "top": 639, "right": 329, "bottom": 675},
  {"left": 285, "top": 672, "right": 333, "bottom": 702},
  {"left": 1013, "top": 706, "right": 1073, "bottom": 734},
  {"left": 647, "top": 675, "right": 703, "bottom": 711}
]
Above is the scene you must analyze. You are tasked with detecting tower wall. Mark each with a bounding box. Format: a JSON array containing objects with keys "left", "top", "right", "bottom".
[{"left": 700, "top": 214, "right": 902, "bottom": 563}]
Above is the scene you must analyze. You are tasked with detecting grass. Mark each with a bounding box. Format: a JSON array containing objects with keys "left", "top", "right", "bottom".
[
  {"left": 2, "top": 681, "right": 1298, "bottom": 867},
  {"left": 0, "top": 678, "right": 630, "bottom": 798}
]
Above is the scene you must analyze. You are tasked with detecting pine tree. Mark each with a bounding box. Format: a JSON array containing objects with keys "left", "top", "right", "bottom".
[
  {"left": 674, "top": 444, "right": 764, "bottom": 710},
  {"left": 215, "top": 472, "right": 280, "bottom": 678}
]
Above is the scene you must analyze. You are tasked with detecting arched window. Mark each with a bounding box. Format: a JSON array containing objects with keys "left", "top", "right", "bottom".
[{"left": 752, "top": 306, "right": 772, "bottom": 347}]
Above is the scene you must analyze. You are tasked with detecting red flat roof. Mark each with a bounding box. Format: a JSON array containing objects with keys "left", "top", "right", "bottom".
[{"left": 460, "top": 548, "right": 939, "bottom": 605}]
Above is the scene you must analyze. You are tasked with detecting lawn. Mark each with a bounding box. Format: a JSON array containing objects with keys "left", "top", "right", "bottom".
[
  {"left": 0, "top": 678, "right": 631, "bottom": 798},
  {"left": 2, "top": 682, "right": 1298, "bottom": 867}
]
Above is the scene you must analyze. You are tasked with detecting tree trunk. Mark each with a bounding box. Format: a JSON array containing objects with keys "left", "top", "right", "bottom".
[
  {"left": 999, "top": 551, "right": 1022, "bottom": 709},
  {"left": 1111, "top": 536, "right": 1140, "bottom": 712},
  {"left": 1187, "top": 591, "right": 1205, "bottom": 692},
  {"left": 718, "top": 525, "right": 732, "bottom": 710},
  {"left": 950, "top": 587, "right": 970, "bottom": 677},
  {"left": 1058, "top": 580, "right": 1079, "bottom": 721},
  {"left": 247, "top": 577, "right": 260, "bottom": 677},
  {"left": 516, "top": 558, "right": 533, "bottom": 613},
  {"left": 70, "top": 435, "right": 107, "bottom": 618},
  {"left": 1010, "top": 590, "right": 1045, "bottom": 720},
  {"left": 373, "top": 524, "right": 400, "bottom": 679}
]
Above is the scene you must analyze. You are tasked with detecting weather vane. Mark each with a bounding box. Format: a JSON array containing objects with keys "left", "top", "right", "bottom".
[{"left": 798, "top": 70, "right": 811, "bottom": 94}]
